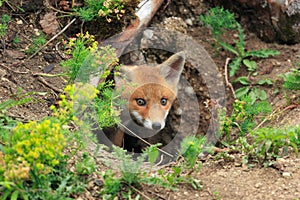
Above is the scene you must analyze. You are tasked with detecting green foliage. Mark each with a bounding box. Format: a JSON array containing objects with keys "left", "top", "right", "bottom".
[
  {"left": 251, "top": 125, "right": 299, "bottom": 161},
  {"left": 180, "top": 136, "right": 206, "bottom": 169},
  {"left": 100, "top": 146, "right": 149, "bottom": 198},
  {"left": 100, "top": 169, "right": 122, "bottom": 199},
  {"left": 200, "top": 7, "right": 280, "bottom": 77},
  {"left": 0, "top": 85, "right": 86, "bottom": 199},
  {"left": 0, "top": 0, "right": 6, "bottom": 7},
  {"left": 61, "top": 32, "right": 122, "bottom": 128},
  {"left": 0, "top": 14, "right": 10, "bottom": 38},
  {"left": 199, "top": 7, "right": 237, "bottom": 39},
  {"left": 61, "top": 32, "right": 98, "bottom": 82},
  {"left": 25, "top": 33, "right": 46, "bottom": 55},
  {"left": 219, "top": 97, "right": 272, "bottom": 141},
  {"left": 0, "top": 90, "right": 33, "bottom": 148},
  {"left": 75, "top": 152, "right": 96, "bottom": 175},
  {"left": 219, "top": 23, "right": 280, "bottom": 77},
  {"left": 75, "top": 0, "right": 126, "bottom": 22},
  {"left": 233, "top": 76, "right": 273, "bottom": 103},
  {"left": 281, "top": 68, "right": 300, "bottom": 90}
]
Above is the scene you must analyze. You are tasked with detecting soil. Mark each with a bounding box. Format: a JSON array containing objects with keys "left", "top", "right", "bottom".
[{"left": 0, "top": 0, "right": 300, "bottom": 200}]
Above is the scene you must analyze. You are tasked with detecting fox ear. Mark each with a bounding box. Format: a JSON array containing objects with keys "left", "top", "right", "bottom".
[
  {"left": 114, "top": 66, "right": 134, "bottom": 85},
  {"left": 159, "top": 51, "right": 185, "bottom": 84}
]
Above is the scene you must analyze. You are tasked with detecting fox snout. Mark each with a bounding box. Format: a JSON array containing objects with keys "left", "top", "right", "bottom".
[{"left": 130, "top": 103, "right": 169, "bottom": 131}]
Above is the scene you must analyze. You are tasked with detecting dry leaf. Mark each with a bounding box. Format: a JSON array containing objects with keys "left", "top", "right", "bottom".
[{"left": 39, "top": 12, "right": 59, "bottom": 35}]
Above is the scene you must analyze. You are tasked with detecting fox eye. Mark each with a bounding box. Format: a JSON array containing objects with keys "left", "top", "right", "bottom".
[
  {"left": 136, "top": 98, "right": 146, "bottom": 106},
  {"left": 161, "top": 98, "right": 167, "bottom": 106}
]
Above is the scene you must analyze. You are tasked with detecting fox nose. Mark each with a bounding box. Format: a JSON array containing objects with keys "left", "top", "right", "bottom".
[{"left": 152, "top": 122, "right": 161, "bottom": 130}]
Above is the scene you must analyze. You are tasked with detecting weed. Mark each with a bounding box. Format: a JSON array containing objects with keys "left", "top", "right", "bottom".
[
  {"left": 200, "top": 7, "right": 279, "bottom": 77},
  {"left": 0, "top": 85, "right": 86, "bottom": 199},
  {"left": 75, "top": 0, "right": 126, "bottom": 22},
  {"left": 61, "top": 32, "right": 122, "bottom": 129},
  {"left": 180, "top": 136, "right": 206, "bottom": 169},
  {"left": 25, "top": 33, "right": 46, "bottom": 55},
  {"left": 251, "top": 126, "right": 299, "bottom": 161},
  {"left": 75, "top": 152, "right": 96, "bottom": 175},
  {"left": 61, "top": 32, "right": 98, "bottom": 82},
  {"left": 220, "top": 96, "right": 272, "bottom": 141},
  {"left": 0, "top": 14, "right": 10, "bottom": 39},
  {"left": 199, "top": 7, "right": 237, "bottom": 41},
  {"left": 220, "top": 23, "right": 279, "bottom": 77},
  {"left": 280, "top": 68, "right": 300, "bottom": 91},
  {"left": 12, "top": 36, "right": 20, "bottom": 45},
  {"left": 100, "top": 146, "right": 149, "bottom": 198},
  {"left": 233, "top": 76, "right": 273, "bottom": 103}
]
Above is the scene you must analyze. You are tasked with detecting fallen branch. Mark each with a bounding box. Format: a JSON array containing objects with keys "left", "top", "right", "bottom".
[{"left": 37, "top": 76, "right": 63, "bottom": 93}]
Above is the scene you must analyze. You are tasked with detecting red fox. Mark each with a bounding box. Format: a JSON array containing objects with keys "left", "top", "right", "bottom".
[{"left": 112, "top": 51, "right": 185, "bottom": 149}]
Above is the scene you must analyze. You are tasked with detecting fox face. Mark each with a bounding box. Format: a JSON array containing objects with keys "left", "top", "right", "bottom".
[{"left": 115, "top": 51, "right": 185, "bottom": 132}]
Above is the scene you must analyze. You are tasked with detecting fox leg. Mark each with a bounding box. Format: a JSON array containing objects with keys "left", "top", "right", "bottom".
[{"left": 111, "top": 129, "right": 124, "bottom": 147}]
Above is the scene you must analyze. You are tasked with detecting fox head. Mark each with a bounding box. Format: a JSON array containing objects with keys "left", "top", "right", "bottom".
[{"left": 115, "top": 52, "right": 185, "bottom": 131}]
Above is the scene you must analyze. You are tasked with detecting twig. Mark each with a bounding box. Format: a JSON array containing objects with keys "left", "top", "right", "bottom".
[
  {"left": 33, "top": 72, "right": 68, "bottom": 77},
  {"left": 119, "top": 123, "right": 174, "bottom": 158},
  {"left": 37, "top": 76, "right": 63, "bottom": 93},
  {"left": 27, "top": 18, "right": 76, "bottom": 60},
  {"left": 254, "top": 108, "right": 279, "bottom": 131},
  {"left": 224, "top": 58, "right": 236, "bottom": 99},
  {"left": 127, "top": 184, "right": 152, "bottom": 200},
  {"left": 55, "top": 41, "right": 66, "bottom": 59},
  {"left": 0, "top": 63, "right": 29, "bottom": 74}
]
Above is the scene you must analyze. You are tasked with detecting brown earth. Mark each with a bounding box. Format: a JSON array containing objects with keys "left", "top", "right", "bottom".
[{"left": 0, "top": 0, "right": 300, "bottom": 200}]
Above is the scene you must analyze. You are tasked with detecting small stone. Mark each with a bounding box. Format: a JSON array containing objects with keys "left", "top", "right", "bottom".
[
  {"left": 282, "top": 172, "right": 291, "bottom": 177},
  {"left": 185, "top": 18, "right": 193, "bottom": 26},
  {"left": 255, "top": 182, "right": 262, "bottom": 188},
  {"left": 16, "top": 19, "right": 23, "bottom": 25}
]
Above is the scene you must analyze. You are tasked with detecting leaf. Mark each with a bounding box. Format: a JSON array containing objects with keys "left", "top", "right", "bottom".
[
  {"left": 243, "top": 59, "right": 257, "bottom": 71},
  {"left": 246, "top": 49, "right": 280, "bottom": 58},
  {"left": 257, "top": 79, "right": 273, "bottom": 85},
  {"left": 147, "top": 148, "right": 159, "bottom": 165},
  {"left": 235, "top": 87, "right": 250, "bottom": 99},
  {"left": 248, "top": 91, "right": 258, "bottom": 104},
  {"left": 219, "top": 41, "right": 239, "bottom": 56},
  {"left": 232, "top": 76, "right": 250, "bottom": 85},
  {"left": 229, "top": 57, "right": 242, "bottom": 77},
  {"left": 252, "top": 88, "right": 267, "bottom": 101},
  {"left": 235, "top": 23, "right": 245, "bottom": 57},
  {"left": 10, "top": 190, "right": 19, "bottom": 200}
]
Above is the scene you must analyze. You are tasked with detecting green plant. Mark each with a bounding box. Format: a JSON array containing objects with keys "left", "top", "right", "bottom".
[
  {"left": 75, "top": 152, "right": 96, "bottom": 175},
  {"left": 25, "top": 33, "right": 46, "bottom": 55},
  {"left": 100, "top": 145, "right": 150, "bottom": 198},
  {"left": 180, "top": 136, "right": 206, "bottom": 169},
  {"left": 219, "top": 96, "right": 272, "bottom": 142},
  {"left": 75, "top": 0, "right": 126, "bottom": 22},
  {"left": 0, "top": 14, "right": 10, "bottom": 38},
  {"left": 200, "top": 7, "right": 280, "bottom": 77},
  {"left": 280, "top": 68, "right": 300, "bottom": 90},
  {"left": 61, "top": 32, "right": 123, "bottom": 128},
  {"left": 251, "top": 126, "right": 299, "bottom": 162},
  {"left": 12, "top": 36, "right": 21, "bottom": 45},
  {"left": 199, "top": 7, "right": 237, "bottom": 41},
  {"left": 233, "top": 77, "right": 273, "bottom": 103},
  {"left": 0, "top": 85, "right": 88, "bottom": 199},
  {"left": 220, "top": 23, "right": 279, "bottom": 77},
  {"left": 61, "top": 32, "right": 98, "bottom": 82}
]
